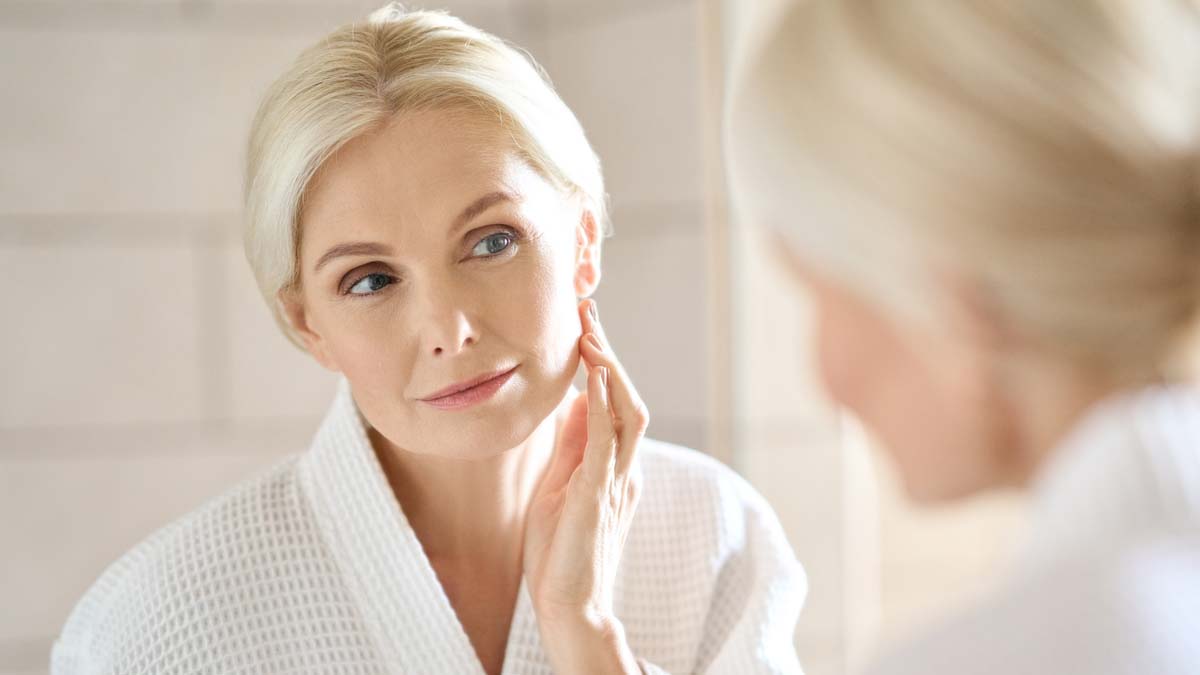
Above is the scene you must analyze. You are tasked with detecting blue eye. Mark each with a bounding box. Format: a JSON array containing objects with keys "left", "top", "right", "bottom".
[
  {"left": 347, "top": 273, "right": 395, "bottom": 296},
  {"left": 471, "top": 232, "right": 515, "bottom": 258}
]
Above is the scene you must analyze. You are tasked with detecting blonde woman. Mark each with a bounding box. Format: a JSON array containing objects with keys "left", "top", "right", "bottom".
[
  {"left": 731, "top": 0, "right": 1200, "bottom": 673},
  {"left": 50, "top": 5, "right": 806, "bottom": 674}
]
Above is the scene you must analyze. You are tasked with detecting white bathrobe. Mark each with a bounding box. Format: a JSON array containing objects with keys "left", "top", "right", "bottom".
[
  {"left": 865, "top": 383, "right": 1200, "bottom": 675},
  {"left": 51, "top": 375, "right": 806, "bottom": 675}
]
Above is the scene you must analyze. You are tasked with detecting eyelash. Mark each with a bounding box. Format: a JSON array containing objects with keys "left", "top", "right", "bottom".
[{"left": 340, "top": 228, "right": 522, "bottom": 298}]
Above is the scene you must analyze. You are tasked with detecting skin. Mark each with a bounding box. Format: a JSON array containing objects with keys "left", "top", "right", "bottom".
[
  {"left": 770, "top": 233, "right": 1123, "bottom": 502},
  {"left": 280, "top": 108, "right": 645, "bottom": 674}
]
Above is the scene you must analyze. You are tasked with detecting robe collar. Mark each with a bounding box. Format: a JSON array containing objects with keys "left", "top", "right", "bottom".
[
  {"left": 1019, "top": 381, "right": 1200, "bottom": 570},
  {"left": 297, "top": 374, "right": 553, "bottom": 674}
]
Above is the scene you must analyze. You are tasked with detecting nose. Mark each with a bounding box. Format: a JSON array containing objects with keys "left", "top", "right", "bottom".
[
  {"left": 430, "top": 317, "right": 477, "bottom": 357},
  {"left": 415, "top": 283, "right": 480, "bottom": 358}
]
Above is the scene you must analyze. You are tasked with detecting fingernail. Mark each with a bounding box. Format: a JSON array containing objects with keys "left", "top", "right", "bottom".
[
  {"left": 586, "top": 333, "right": 602, "bottom": 351},
  {"left": 588, "top": 300, "right": 599, "bottom": 323}
]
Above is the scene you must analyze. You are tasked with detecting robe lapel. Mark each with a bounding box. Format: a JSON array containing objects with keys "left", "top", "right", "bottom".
[
  {"left": 500, "top": 577, "right": 553, "bottom": 675},
  {"left": 299, "top": 375, "right": 486, "bottom": 674}
]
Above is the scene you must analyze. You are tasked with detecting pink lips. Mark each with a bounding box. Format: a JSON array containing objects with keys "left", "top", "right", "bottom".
[{"left": 419, "top": 366, "right": 518, "bottom": 411}]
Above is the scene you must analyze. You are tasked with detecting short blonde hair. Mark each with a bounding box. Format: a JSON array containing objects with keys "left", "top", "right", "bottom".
[
  {"left": 730, "top": 0, "right": 1200, "bottom": 381},
  {"left": 244, "top": 3, "right": 608, "bottom": 348}
]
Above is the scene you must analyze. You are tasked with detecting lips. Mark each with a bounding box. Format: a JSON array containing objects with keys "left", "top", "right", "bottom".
[{"left": 419, "top": 365, "right": 519, "bottom": 402}]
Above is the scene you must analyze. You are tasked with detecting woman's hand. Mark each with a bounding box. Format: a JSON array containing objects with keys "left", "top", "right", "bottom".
[{"left": 523, "top": 298, "right": 650, "bottom": 675}]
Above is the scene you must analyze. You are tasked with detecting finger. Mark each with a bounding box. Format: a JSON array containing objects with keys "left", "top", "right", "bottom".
[
  {"left": 580, "top": 298, "right": 609, "bottom": 348},
  {"left": 580, "top": 364, "right": 616, "bottom": 488},
  {"left": 579, "top": 300, "right": 649, "bottom": 477},
  {"left": 540, "top": 391, "right": 589, "bottom": 495},
  {"left": 578, "top": 303, "right": 640, "bottom": 424},
  {"left": 578, "top": 298, "right": 594, "bottom": 333},
  {"left": 580, "top": 334, "right": 649, "bottom": 477}
]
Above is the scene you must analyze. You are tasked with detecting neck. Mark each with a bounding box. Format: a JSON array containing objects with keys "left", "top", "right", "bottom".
[
  {"left": 1005, "top": 357, "right": 1134, "bottom": 487},
  {"left": 369, "top": 390, "right": 575, "bottom": 568}
]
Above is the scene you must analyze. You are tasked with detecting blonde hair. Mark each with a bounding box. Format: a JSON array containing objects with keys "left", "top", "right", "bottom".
[
  {"left": 244, "top": 3, "right": 608, "bottom": 348},
  {"left": 730, "top": 0, "right": 1200, "bottom": 382}
]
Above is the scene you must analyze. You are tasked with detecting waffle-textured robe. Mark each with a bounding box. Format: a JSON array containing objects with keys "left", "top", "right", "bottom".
[
  {"left": 865, "top": 384, "right": 1200, "bottom": 675},
  {"left": 52, "top": 375, "right": 806, "bottom": 674}
]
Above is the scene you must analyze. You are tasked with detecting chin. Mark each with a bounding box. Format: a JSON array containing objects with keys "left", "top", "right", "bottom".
[
  {"left": 426, "top": 385, "right": 563, "bottom": 459},
  {"left": 420, "top": 413, "right": 536, "bottom": 461},
  {"left": 894, "top": 459, "right": 995, "bottom": 505}
]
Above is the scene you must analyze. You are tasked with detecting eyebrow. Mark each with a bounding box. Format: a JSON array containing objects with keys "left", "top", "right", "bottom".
[
  {"left": 455, "top": 190, "right": 521, "bottom": 231},
  {"left": 313, "top": 241, "right": 395, "bottom": 274},
  {"left": 311, "top": 190, "right": 521, "bottom": 274}
]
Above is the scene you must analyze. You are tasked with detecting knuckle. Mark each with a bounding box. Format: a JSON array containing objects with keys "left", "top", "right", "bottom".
[
  {"left": 613, "top": 403, "right": 650, "bottom": 437},
  {"left": 607, "top": 486, "right": 622, "bottom": 512},
  {"left": 631, "top": 402, "right": 650, "bottom": 434}
]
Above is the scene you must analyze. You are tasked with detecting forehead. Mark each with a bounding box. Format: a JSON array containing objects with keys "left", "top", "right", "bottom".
[{"left": 298, "top": 108, "right": 538, "bottom": 249}]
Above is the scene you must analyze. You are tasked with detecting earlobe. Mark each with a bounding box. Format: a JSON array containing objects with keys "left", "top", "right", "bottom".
[
  {"left": 573, "top": 208, "right": 602, "bottom": 298},
  {"left": 276, "top": 288, "right": 339, "bottom": 372}
]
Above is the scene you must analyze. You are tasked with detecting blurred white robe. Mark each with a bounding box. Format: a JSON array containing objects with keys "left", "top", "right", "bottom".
[
  {"left": 51, "top": 374, "right": 806, "bottom": 674},
  {"left": 865, "top": 384, "right": 1200, "bottom": 675}
]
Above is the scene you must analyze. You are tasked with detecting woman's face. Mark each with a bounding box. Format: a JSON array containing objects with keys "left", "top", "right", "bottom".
[
  {"left": 774, "top": 242, "right": 1013, "bottom": 502},
  {"left": 282, "top": 108, "right": 600, "bottom": 460}
]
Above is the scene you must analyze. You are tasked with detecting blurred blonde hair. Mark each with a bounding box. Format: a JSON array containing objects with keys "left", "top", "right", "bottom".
[
  {"left": 730, "top": 0, "right": 1200, "bottom": 382},
  {"left": 244, "top": 3, "right": 607, "bottom": 349}
]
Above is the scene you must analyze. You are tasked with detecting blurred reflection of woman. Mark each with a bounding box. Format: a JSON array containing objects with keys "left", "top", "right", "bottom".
[
  {"left": 51, "top": 5, "right": 805, "bottom": 674},
  {"left": 731, "top": 1, "right": 1200, "bottom": 673}
]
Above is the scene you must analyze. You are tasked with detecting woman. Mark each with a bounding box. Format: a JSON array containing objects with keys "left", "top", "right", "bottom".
[
  {"left": 50, "top": 5, "right": 805, "bottom": 674},
  {"left": 731, "top": 0, "right": 1200, "bottom": 673}
]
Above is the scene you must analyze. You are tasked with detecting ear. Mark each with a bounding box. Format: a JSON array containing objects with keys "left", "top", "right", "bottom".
[
  {"left": 573, "top": 207, "right": 602, "bottom": 298},
  {"left": 277, "top": 287, "right": 340, "bottom": 372}
]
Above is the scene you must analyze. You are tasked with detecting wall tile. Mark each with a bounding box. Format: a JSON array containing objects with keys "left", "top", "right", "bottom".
[
  {"left": 0, "top": 4, "right": 542, "bottom": 216},
  {"left": 0, "top": 27, "right": 322, "bottom": 214},
  {"left": 0, "top": 243, "right": 206, "bottom": 428},
  {"left": 0, "top": 637, "right": 54, "bottom": 675},
  {"left": 544, "top": 1, "right": 705, "bottom": 209},
  {"left": 224, "top": 244, "right": 340, "bottom": 420}
]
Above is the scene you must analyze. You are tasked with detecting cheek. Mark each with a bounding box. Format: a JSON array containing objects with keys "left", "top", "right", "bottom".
[
  {"left": 491, "top": 249, "right": 581, "bottom": 369},
  {"left": 300, "top": 291, "right": 399, "bottom": 374},
  {"left": 812, "top": 293, "right": 992, "bottom": 501},
  {"left": 318, "top": 309, "right": 413, "bottom": 414},
  {"left": 812, "top": 295, "right": 877, "bottom": 412}
]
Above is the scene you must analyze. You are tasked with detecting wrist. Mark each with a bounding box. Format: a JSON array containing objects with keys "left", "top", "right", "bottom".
[{"left": 539, "top": 611, "right": 640, "bottom": 675}]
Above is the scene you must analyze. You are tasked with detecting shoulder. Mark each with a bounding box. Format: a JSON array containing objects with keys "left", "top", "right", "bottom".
[
  {"left": 629, "top": 437, "right": 802, "bottom": 578},
  {"left": 617, "top": 439, "right": 806, "bottom": 672},
  {"left": 865, "top": 531, "right": 1200, "bottom": 675},
  {"left": 51, "top": 454, "right": 342, "bottom": 673},
  {"left": 638, "top": 438, "right": 785, "bottom": 525}
]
